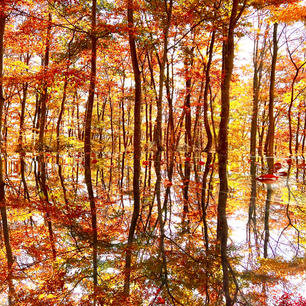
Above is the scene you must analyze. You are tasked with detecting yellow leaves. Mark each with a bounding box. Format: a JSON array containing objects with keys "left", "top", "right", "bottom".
[
  {"left": 4, "top": 59, "right": 31, "bottom": 76},
  {"left": 16, "top": 211, "right": 33, "bottom": 222},
  {"left": 38, "top": 293, "right": 56, "bottom": 300}
]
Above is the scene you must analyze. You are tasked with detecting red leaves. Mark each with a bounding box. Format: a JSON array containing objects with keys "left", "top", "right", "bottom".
[
  {"left": 198, "top": 160, "right": 205, "bottom": 166},
  {"left": 163, "top": 179, "right": 172, "bottom": 188},
  {"left": 297, "top": 161, "right": 306, "bottom": 169},
  {"left": 142, "top": 160, "right": 150, "bottom": 166},
  {"left": 156, "top": 296, "right": 165, "bottom": 304},
  {"left": 275, "top": 293, "right": 306, "bottom": 306}
]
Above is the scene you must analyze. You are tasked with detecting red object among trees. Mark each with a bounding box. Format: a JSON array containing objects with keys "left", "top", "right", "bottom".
[
  {"left": 286, "top": 158, "right": 293, "bottom": 165},
  {"left": 256, "top": 173, "right": 278, "bottom": 183},
  {"left": 156, "top": 296, "right": 165, "bottom": 304},
  {"left": 274, "top": 162, "right": 282, "bottom": 170}
]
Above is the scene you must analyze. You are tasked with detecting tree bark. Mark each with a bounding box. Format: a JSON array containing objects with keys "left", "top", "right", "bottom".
[
  {"left": 0, "top": 6, "right": 15, "bottom": 304},
  {"left": 250, "top": 19, "right": 266, "bottom": 157},
  {"left": 56, "top": 75, "right": 68, "bottom": 151},
  {"left": 217, "top": 1, "right": 245, "bottom": 305},
  {"left": 203, "top": 30, "right": 215, "bottom": 152},
  {"left": 38, "top": 12, "right": 52, "bottom": 151},
  {"left": 84, "top": 0, "right": 97, "bottom": 154},
  {"left": 264, "top": 184, "right": 272, "bottom": 258},
  {"left": 124, "top": 0, "right": 142, "bottom": 295},
  {"left": 0, "top": 0, "right": 5, "bottom": 144},
  {"left": 265, "top": 23, "right": 278, "bottom": 172},
  {"left": 84, "top": 153, "right": 98, "bottom": 306}
]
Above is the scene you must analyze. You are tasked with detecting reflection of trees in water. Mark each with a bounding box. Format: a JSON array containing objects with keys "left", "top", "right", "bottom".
[
  {"left": 0, "top": 153, "right": 15, "bottom": 305},
  {"left": 0, "top": 153, "right": 306, "bottom": 305}
]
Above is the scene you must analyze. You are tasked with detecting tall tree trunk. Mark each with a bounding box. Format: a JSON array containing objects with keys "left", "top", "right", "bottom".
[
  {"left": 217, "top": 1, "right": 245, "bottom": 305},
  {"left": 154, "top": 0, "right": 172, "bottom": 290},
  {"left": 84, "top": 153, "right": 98, "bottom": 305},
  {"left": 203, "top": 30, "right": 215, "bottom": 152},
  {"left": 0, "top": 6, "right": 15, "bottom": 304},
  {"left": 288, "top": 70, "right": 299, "bottom": 156},
  {"left": 250, "top": 20, "right": 266, "bottom": 157},
  {"left": 56, "top": 75, "right": 68, "bottom": 151},
  {"left": 18, "top": 53, "right": 30, "bottom": 151},
  {"left": 84, "top": 0, "right": 97, "bottom": 154},
  {"left": 295, "top": 109, "right": 301, "bottom": 154},
  {"left": 263, "top": 185, "right": 272, "bottom": 258},
  {"left": 0, "top": 161, "right": 15, "bottom": 305},
  {"left": 265, "top": 23, "right": 278, "bottom": 172},
  {"left": 183, "top": 48, "right": 193, "bottom": 221},
  {"left": 302, "top": 102, "right": 306, "bottom": 154},
  {"left": 0, "top": 0, "right": 5, "bottom": 144},
  {"left": 37, "top": 155, "right": 57, "bottom": 260},
  {"left": 124, "top": 0, "right": 142, "bottom": 295},
  {"left": 38, "top": 12, "right": 52, "bottom": 151},
  {"left": 287, "top": 50, "right": 306, "bottom": 155},
  {"left": 18, "top": 82, "right": 28, "bottom": 151}
]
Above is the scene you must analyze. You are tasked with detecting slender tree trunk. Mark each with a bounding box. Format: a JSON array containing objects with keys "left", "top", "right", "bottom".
[
  {"left": 20, "top": 154, "right": 30, "bottom": 200},
  {"left": 295, "top": 109, "right": 301, "bottom": 154},
  {"left": 264, "top": 184, "right": 272, "bottom": 258},
  {"left": 217, "top": 1, "right": 244, "bottom": 305},
  {"left": 0, "top": 7, "right": 14, "bottom": 303},
  {"left": 165, "top": 59, "right": 175, "bottom": 155},
  {"left": 154, "top": 0, "right": 172, "bottom": 290},
  {"left": 201, "top": 152, "right": 212, "bottom": 252},
  {"left": 18, "top": 54, "right": 30, "bottom": 151},
  {"left": 124, "top": 0, "right": 142, "bottom": 295},
  {"left": 302, "top": 102, "right": 306, "bottom": 154},
  {"left": 265, "top": 23, "right": 278, "bottom": 172},
  {"left": 250, "top": 22, "right": 266, "bottom": 157},
  {"left": 0, "top": 160, "right": 15, "bottom": 306},
  {"left": 38, "top": 12, "right": 52, "bottom": 151},
  {"left": 57, "top": 75, "right": 68, "bottom": 151},
  {"left": 247, "top": 158, "right": 258, "bottom": 252},
  {"left": 0, "top": 0, "right": 5, "bottom": 144},
  {"left": 183, "top": 48, "right": 193, "bottom": 220},
  {"left": 288, "top": 70, "right": 299, "bottom": 156},
  {"left": 84, "top": 0, "right": 97, "bottom": 154},
  {"left": 18, "top": 83, "right": 28, "bottom": 151},
  {"left": 203, "top": 30, "right": 215, "bottom": 152},
  {"left": 84, "top": 153, "right": 98, "bottom": 305},
  {"left": 37, "top": 155, "right": 57, "bottom": 260}
]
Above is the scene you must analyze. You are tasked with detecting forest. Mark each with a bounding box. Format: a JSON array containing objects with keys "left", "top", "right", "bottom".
[{"left": 1, "top": 0, "right": 306, "bottom": 305}]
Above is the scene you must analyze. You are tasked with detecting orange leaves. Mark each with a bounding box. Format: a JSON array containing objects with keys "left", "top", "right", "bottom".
[
  {"left": 297, "top": 161, "right": 306, "bottom": 169},
  {"left": 163, "top": 179, "right": 172, "bottom": 188}
]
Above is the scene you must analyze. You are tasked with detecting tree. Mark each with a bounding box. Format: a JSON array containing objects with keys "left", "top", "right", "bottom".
[
  {"left": 124, "top": 0, "right": 142, "bottom": 296},
  {"left": 84, "top": 0, "right": 97, "bottom": 155},
  {"left": 217, "top": 1, "right": 247, "bottom": 305}
]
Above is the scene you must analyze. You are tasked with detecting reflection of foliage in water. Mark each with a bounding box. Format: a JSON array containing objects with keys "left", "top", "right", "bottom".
[{"left": 0, "top": 153, "right": 305, "bottom": 305}]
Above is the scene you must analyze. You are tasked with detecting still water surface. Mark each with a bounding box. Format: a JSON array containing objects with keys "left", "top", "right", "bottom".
[{"left": 0, "top": 152, "right": 306, "bottom": 305}]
